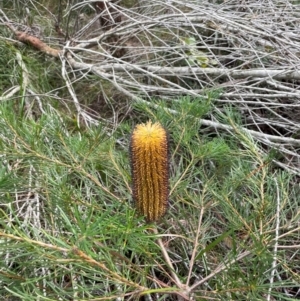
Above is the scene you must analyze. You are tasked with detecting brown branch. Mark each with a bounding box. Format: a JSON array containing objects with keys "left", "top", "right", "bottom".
[{"left": 6, "top": 23, "right": 61, "bottom": 57}]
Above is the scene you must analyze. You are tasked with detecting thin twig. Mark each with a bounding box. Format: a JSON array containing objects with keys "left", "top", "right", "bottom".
[
  {"left": 267, "top": 177, "right": 281, "bottom": 301},
  {"left": 151, "top": 227, "right": 190, "bottom": 300},
  {"left": 186, "top": 205, "right": 204, "bottom": 286},
  {"left": 188, "top": 250, "right": 252, "bottom": 292}
]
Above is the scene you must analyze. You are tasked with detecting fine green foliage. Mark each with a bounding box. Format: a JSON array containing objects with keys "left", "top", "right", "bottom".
[
  {"left": 0, "top": 93, "right": 299, "bottom": 300},
  {"left": 1, "top": 0, "right": 299, "bottom": 300}
]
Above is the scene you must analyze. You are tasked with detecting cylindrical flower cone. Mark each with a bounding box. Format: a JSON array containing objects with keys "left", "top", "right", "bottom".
[{"left": 130, "top": 121, "right": 169, "bottom": 222}]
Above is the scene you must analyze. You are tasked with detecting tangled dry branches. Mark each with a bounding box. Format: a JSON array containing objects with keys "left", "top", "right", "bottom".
[{"left": 1, "top": 0, "right": 300, "bottom": 174}]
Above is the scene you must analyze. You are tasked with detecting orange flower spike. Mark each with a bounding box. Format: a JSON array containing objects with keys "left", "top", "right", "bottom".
[{"left": 130, "top": 121, "right": 169, "bottom": 222}]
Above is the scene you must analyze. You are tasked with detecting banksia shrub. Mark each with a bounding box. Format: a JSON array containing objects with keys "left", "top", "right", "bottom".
[{"left": 130, "top": 121, "right": 169, "bottom": 222}]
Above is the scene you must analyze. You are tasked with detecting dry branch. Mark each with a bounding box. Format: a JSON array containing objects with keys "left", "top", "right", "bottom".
[
  {"left": 5, "top": 23, "right": 61, "bottom": 57},
  {"left": 64, "top": 60, "right": 300, "bottom": 80}
]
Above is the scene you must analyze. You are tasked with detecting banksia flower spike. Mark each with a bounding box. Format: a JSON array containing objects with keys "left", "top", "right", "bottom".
[{"left": 130, "top": 121, "right": 169, "bottom": 222}]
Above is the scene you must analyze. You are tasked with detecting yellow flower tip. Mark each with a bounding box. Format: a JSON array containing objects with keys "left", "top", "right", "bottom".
[
  {"left": 132, "top": 121, "right": 167, "bottom": 150},
  {"left": 130, "top": 121, "right": 169, "bottom": 222}
]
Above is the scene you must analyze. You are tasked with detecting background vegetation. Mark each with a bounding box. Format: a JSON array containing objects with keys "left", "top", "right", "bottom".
[{"left": 0, "top": 0, "right": 299, "bottom": 300}]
